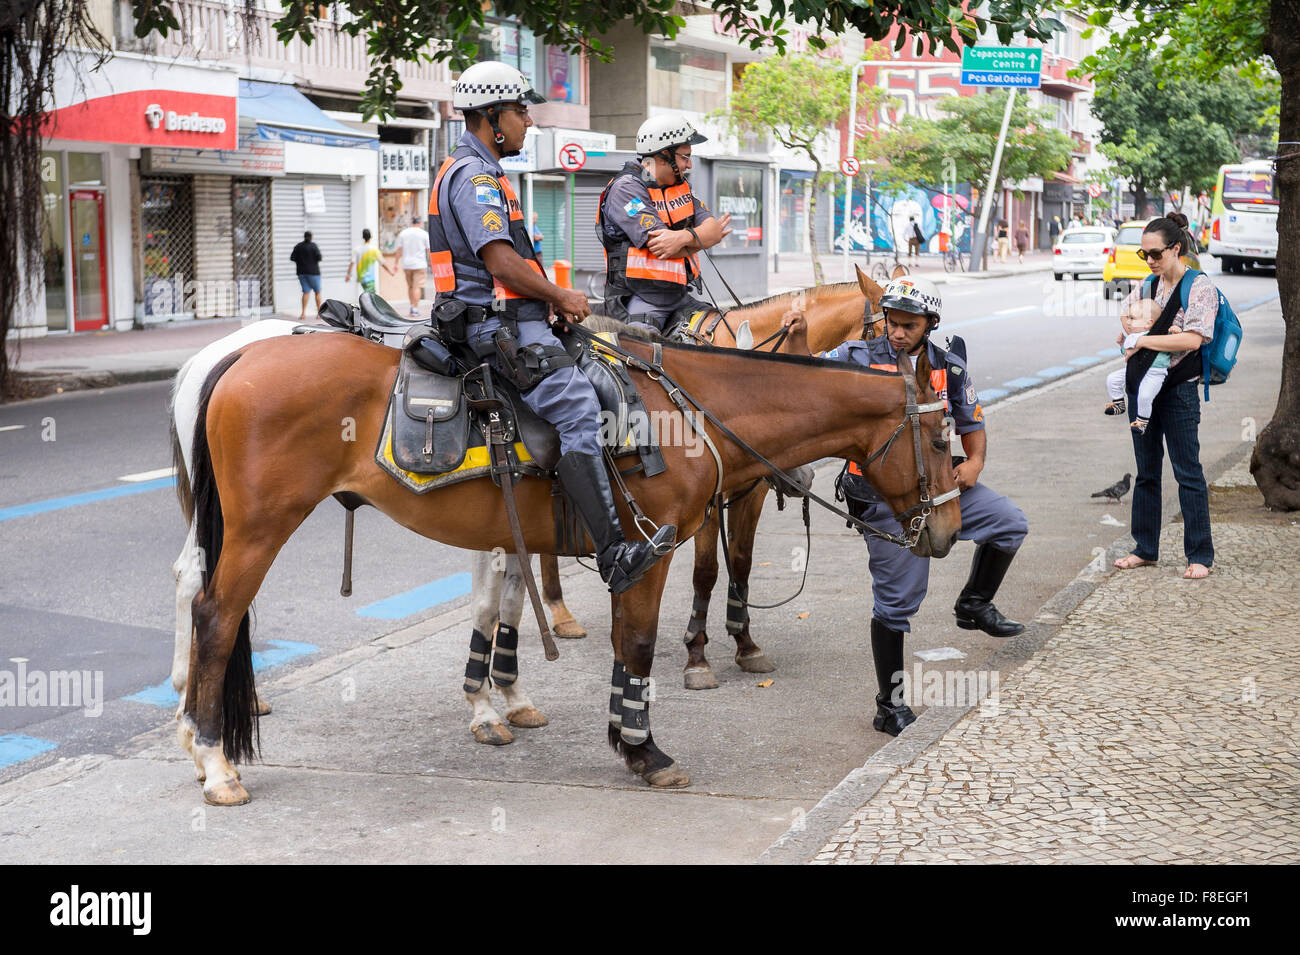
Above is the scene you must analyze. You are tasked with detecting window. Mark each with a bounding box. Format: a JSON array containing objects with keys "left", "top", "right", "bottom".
[
  {"left": 714, "top": 163, "right": 763, "bottom": 250},
  {"left": 650, "top": 43, "right": 727, "bottom": 114},
  {"left": 463, "top": 17, "right": 584, "bottom": 105}
]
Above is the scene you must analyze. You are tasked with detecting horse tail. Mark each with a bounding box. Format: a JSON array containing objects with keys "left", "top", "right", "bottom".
[
  {"left": 191, "top": 351, "right": 260, "bottom": 763},
  {"left": 169, "top": 360, "right": 194, "bottom": 523}
]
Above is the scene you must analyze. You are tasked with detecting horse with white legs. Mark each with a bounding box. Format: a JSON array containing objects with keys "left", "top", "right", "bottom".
[{"left": 179, "top": 326, "right": 958, "bottom": 805}]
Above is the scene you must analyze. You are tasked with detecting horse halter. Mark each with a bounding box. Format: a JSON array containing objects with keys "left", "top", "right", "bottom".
[{"left": 857, "top": 367, "right": 960, "bottom": 547}]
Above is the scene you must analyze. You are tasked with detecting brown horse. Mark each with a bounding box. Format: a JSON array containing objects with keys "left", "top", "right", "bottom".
[
  {"left": 181, "top": 328, "right": 960, "bottom": 805},
  {"left": 538, "top": 267, "right": 891, "bottom": 687}
]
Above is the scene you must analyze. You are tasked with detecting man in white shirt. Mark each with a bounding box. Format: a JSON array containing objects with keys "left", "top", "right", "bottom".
[{"left": 396, "top": 216, "right": 432, "bottom": 317}]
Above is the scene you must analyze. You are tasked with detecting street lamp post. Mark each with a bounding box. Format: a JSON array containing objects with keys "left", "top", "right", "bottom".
[{"left": 842, "top": 59, "right": 871, "bottom": 282}]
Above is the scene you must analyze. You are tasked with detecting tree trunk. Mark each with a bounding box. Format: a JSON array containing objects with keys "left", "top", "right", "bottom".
[
  {"left": 1251, "top": 0, "right": 1300, "bottom": 509},
  {"left": 808, "top": 161, "right": 824, "bottom": 286},
  {"left": 1133, "top": 181, "right": 1148, "bottom": 220}
]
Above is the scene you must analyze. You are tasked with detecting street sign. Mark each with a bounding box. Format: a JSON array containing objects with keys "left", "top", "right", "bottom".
[
  {"left": 960, "top": 46, "right": 1042, "bottom": 88},
  {"left": 840, "top": 157, "right": 860, "bottom": 177},
  {"left": 558, "top": 142, "right": 586, "bottom": 171},
  {"left": 1087, "top": 182, "right": 1103, "bottom": 199}
]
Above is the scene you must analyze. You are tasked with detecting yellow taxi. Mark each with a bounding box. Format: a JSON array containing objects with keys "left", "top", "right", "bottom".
[{"left": 1103, "top": 218, "right": 1201, "bottom": 299}]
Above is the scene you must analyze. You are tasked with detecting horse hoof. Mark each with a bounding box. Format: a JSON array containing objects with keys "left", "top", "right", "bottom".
[
  {"left": 256, "top": 696, "right": 272, "bottom": 716},
  {"left": 683, "top": 666, "right": 719, "bottom": 691},
  {"left": 735, "top": 650, "right": 776, "bottom": 674},
  {"left": 643, "top": 763, "right": 690, "bottom": 788},
  {"left": 471, "top": 721, "right": 514, "bottom": 745},
  {"left": 203, "top": 778, "right": 251, "bottom": 807},
  {"left": 553, "top": 620, "right": 587, "bottom": 639},
  {"left": 506, "top": 705, "right": 549, "bottom": 729}
]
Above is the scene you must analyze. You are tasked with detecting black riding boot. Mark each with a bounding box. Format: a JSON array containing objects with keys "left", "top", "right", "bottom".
[
  {"left": 556, "top": 451, "right": 675, "bottom": 595},
  {"left": 870, "top": 618, "right": 916, "bottom": 736},
  {"left": 953, "top": 543, "right": 1025, "bottom": 637}
]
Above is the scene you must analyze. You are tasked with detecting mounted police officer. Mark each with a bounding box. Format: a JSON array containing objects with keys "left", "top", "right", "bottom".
[
  {"left": 596, "top": 115, "right": 731, "bottom": 337},
  {"left": 818, "top": 277, "right": 1029, "bottom": 736},
  {"left": 428, "top": 60, "right": 674, "bottom": 594}
]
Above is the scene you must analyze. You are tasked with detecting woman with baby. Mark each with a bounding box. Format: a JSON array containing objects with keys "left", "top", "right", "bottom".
[{"left": 1108, "top": 213, "right": 1217, "bottom": 580}]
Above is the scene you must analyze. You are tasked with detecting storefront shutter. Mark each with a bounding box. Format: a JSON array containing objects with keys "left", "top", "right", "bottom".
[
  {"left": 272, "top": 176, "right": 353, "bottom": 311},
  {"left": 532, "top": 181, "right": 561, "bottom": 270}
]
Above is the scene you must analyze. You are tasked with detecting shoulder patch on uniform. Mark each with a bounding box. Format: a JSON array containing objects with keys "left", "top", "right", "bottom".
[
  {"left": 948, "top": 363, "right": 962, "bottom": 378},
  {"left": 624, "top": 197, "right": 646, "bottom": 216},
  {"left": 965, "top": 383, "right": 976, "bottom": 405},
  {"left": 471, "top": 174, "right": 500, "bottom": 188},
  {"left": 475, "top": 184, "right": 502, "bottom": 206},
  {"left": 823, "top": 348, "right": 839, "bottom": 359},
  {"left": 638, "top": 213, "right": 659, "bottom": 230},
  {"left": 481, "top": 210, "right": 505, "bottom": 233}
]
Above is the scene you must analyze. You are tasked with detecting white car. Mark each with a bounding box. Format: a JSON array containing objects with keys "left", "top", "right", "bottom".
[{"left": 1053, "top": 228, "right": 1115, "bottom": 280}]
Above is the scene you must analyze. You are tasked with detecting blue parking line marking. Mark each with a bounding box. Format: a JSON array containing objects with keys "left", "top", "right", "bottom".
[
  {"left": 1097, "top": 347, "right": 1119, "bottom": 357},
  {"left": 1003, "top": 377, "right": 1043, "bottom": 389},
  {"left": 356, "top": 572, "right": 473, "bottom": 619},
  {"left": 979, "top": 388, "right": 1010, "bottom": 402},
  {"left": 1035, "top": 366, "right": 1073, "bottom": 379},
  {"left": 1238, "top": 292, "right": 1279, "bottom": 311},
  {"left": 0, "top": 476, "right": 176, "bottom": 522},
  {"left": 123, "top": 640, "right": 319, "bottom": 709},
  {"left": 0, "top": 734, "right": 57, "bottom": 769},
  {"left": 1068, "top": 355, "right": 1103, "bottom": 366}
]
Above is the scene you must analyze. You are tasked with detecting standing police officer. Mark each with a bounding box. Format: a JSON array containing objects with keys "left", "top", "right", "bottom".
[
  {"left": 818, "top": 277, "right": 1028, "bottom": 736},
  {"left": 428, "top": 61, "right": 674, "bottom": 593},
  {"left": 596, "top": 115, "right": 731, "bottom": 336}
]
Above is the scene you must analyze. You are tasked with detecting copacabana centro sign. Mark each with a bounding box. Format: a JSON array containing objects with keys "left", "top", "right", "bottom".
[{"left": 960, "top": 46, "right": 1042, "bottom": 88}]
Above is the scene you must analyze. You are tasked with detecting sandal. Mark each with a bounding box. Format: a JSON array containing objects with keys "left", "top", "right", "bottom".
[
  {"left": 1114, "top": 554, "right": 1157, "bottom": 570},
  {"left": 1183, "top": 563, "right": 1211, "bottom": 579}
]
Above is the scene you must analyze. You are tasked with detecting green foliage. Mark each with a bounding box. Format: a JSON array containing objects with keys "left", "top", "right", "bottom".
[
  {"left": 862, "top": 90, "right": 1075, "bottom": 199},
  {"left": 1089, "top": 56, "right": 1277, "bottom": 205},
  {"left": 719, "top": 54, "right": 853, "bottom": 168},
  {"left": 127, "top": 0, "right": 1066, "bottom": 120}
]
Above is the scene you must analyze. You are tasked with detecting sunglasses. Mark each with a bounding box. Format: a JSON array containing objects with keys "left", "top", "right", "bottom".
[{"left": 1136, "top": 242, "right": 1177, "bottom": 262}]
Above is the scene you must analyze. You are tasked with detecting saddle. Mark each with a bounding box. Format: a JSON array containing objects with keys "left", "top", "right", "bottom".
[
  {"left": 375, "top": 326, "right": 666, "bottom": 497},
  {"left": 316, "top": 293, "right": 428, "bottom": 347}
]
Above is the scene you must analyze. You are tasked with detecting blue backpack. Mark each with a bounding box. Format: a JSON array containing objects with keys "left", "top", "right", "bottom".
[{"left": 1142, "top": 269, "right": 1242, "bottom": 400}]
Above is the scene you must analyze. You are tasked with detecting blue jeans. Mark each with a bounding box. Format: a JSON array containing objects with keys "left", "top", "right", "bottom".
[{"left": 1129, "top": 380, "right": 1213, "bottom": 566}]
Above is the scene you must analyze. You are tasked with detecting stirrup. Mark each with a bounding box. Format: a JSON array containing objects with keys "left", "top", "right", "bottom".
[{"left": 602, "top": 524, "right": 676, "bottom": 595}]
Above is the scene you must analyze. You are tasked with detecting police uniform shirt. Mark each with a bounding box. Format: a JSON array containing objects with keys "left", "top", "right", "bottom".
[
  {"left": 437, "top": 131, "right": 520, "bottom": 307},
  {"left": 602, "top": 166, "right": 714, "bottom": 247},
  {"left": 820, "top": 337, "right": 985, "bottom": 435}
]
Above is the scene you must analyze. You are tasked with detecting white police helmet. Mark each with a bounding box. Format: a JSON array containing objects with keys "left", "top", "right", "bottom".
[
  {"left": 880, "top": 276, "right": 943, "bottom": 327},
  {"left": 453, "top": 61, "right": 545, "bottom": 112},
  {"left": 635, "top": 114, "right": 707, "bottom": 156}
]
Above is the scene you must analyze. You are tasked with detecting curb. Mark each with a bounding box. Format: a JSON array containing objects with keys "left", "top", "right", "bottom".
[
  {"left": 757, "top": 439, "right": 1260, "bottom": 865},
  {"left": 5, "top": 364, "right": 183, "bottom": 402}
]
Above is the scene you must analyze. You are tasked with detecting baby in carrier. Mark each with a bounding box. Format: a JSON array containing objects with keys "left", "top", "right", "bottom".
[{"left": 1103, "top": 298, "right": 1165, "bottom": 434}]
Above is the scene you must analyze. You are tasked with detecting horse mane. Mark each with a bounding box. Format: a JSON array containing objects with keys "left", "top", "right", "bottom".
[
  {"left": 739, "top": 282, "right": 863, "bottom": 310},
  {"left": 619, "top": 333, "right": 897, "bottom": 375}
]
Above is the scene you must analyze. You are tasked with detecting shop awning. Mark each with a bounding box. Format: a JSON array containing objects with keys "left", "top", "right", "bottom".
[
  {"left": 1051, "top": 170, "right": 1084, "bottom": 185},
  {"left": 238, "top": 80, "right": 378, "bottom": 149}
]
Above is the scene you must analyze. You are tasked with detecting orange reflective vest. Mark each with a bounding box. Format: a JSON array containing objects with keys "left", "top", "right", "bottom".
[
  {"left": 596, "top": 164, "right": 701, "bottom": 307},
  {"left": 427, "top": 145, "right": 547, "bottom": 318}
]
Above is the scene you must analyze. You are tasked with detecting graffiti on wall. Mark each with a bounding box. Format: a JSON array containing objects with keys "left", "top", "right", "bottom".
[{"left": 832, "top": 183, "right": 973, "bottom": 254}]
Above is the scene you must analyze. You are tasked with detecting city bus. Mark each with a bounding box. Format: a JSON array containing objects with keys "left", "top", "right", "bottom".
[{"left": 1207, "top": 159, "right": 1277, "bottom": 273}]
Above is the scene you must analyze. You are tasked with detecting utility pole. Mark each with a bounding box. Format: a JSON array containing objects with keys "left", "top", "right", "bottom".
[{"left": 970, "top": 89, "right": 1017, "bottom": 272}]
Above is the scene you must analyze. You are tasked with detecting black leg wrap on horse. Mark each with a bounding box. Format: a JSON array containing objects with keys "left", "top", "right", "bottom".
[
  {"left": 683, "top": 594, "right": 709, "bottom": 644},
  {"left": 608, "top": 660, "right": 625, "bottom": 730},
  {"left": 725, "top": 581, "right": 750, "bottom": 636},
  {"left": 954, "top": 544, "right": 1025, "bottom": 637},
  {"left": 490, "top": 623, "right": 519, "bottom": 686},
  {"left": 870, "top": 618, "right": 916, "bottom": 736},
  {"left": 620, "top": 673, "right": 651, "bottom": 746},
  {"left": 463, "top": 628, "right": 492, "bottom": 694}
]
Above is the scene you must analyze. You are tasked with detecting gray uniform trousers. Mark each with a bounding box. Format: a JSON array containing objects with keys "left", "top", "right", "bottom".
[
  {"left": 858, "top": 482, "right": 1028, "bottom": 632},
  {"left": 466, "top": 317, "right": 602, "bottom": 457}
]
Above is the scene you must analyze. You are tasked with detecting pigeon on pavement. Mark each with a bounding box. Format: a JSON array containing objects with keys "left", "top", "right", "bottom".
[{"left": 1091, "top": 473, "right": 1132, "bottom": 504}]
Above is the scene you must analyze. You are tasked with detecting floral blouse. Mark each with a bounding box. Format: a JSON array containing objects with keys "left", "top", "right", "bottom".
[{"left": 1122, "top": 270, "right": 1216, "bottom": 374}]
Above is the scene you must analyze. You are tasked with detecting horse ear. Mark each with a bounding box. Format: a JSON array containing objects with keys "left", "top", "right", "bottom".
[
  {"left": 855, "top": 265, "right": 884, "bottom": 312},
  {"left": 891, "top": 264, "right": 907, "bottom": 280},
  {"left": 914, "top": 344, "right": 933, "bottom": 388}
]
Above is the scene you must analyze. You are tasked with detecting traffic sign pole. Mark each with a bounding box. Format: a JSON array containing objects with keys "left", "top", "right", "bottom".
[
  {"left": 557, "top": 143, "right": 587, "bottom": 282},
  {"left": 971, "top": 88, "right": 1017, "bottom": 273}
]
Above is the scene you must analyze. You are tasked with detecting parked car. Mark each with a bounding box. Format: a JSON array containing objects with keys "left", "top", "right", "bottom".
[
  {"left": 1053, "top": 227, "right": 1115, "bottom": 280},
  {"left": 1102, "top": 219, "right": 1202, "bottom": 299}
]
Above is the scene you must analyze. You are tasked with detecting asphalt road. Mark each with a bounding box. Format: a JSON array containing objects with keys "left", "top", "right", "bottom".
[{"left": 0, "top": 260, "right": 1280, "bottom": 787}]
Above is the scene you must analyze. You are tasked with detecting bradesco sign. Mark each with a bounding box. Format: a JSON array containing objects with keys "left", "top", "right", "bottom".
[{"left": 960, "top": 46, "right": 1042, "bottom": 88}]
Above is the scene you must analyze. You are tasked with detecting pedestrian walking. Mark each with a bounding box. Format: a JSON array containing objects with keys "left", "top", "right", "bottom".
[
  {"left": 995, "top": 218, "right": 1010, "bottom": 263},
  {"left": 289, "top": 230, "right": 322, "bottom": 319},
  {"left": 395, "top": 216, "right": 431, "bottom": 317},
  {"left": 1014, "top": 221, "right": 1030, "bottom": 264},
  {"left": 1048, "top": 215, "right": 1061, "bottom": 244},
  {"left": 906, "top": 216, "right": 924, "bottom": 261},
  {"left": 1113, "top": 212, "right": 1216, "bottom": 580},
  {"left": 531, "top": 211, "right": 544, "bottom": 258},
  {"left": 345, "top": 228, "right": 395, "bottom": 296}
]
